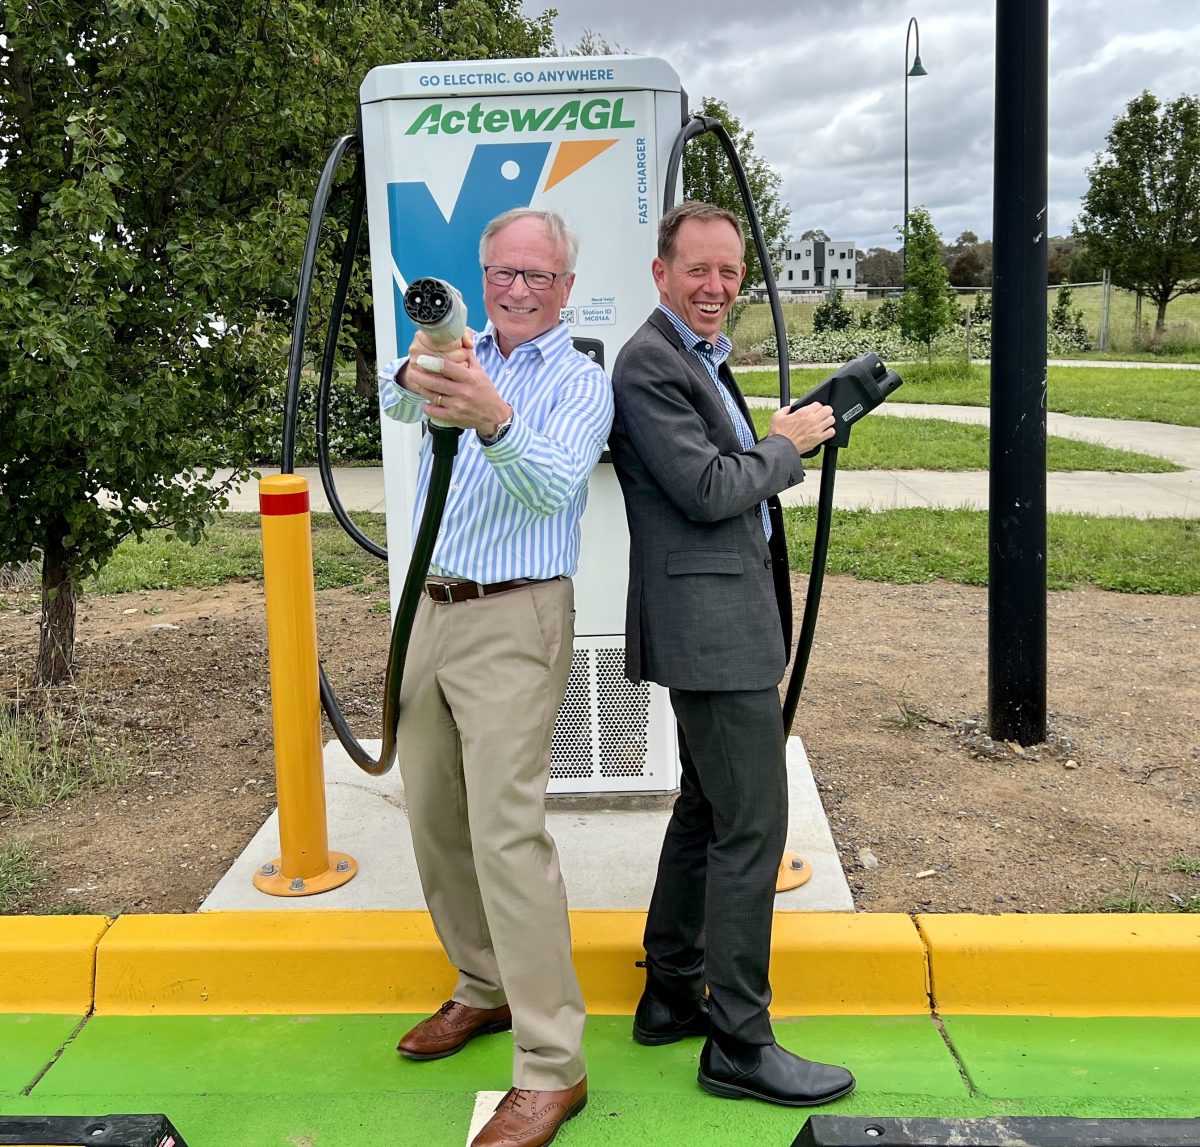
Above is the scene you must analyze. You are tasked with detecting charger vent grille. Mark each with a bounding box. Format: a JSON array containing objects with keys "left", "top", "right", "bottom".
[
  {"left": 550, "top": 650, "right": 594, "bottom": 779},
  {"left": 550, "top": 643, "right": 650, "bottom": 783},
  {"left": 597, "top": 648, "right": 650, "bottom": 777}
]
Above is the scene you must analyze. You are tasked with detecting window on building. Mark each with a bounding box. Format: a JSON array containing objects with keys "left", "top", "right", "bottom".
[
  {"left": 828, "top": 247, "right": 834, "bottom": 256},
  {"left": 804, "top": 248, "right": 811, "bottom": 256},
  {"left": 801, "top": 269, "right": 810, "bottom": 280},
  {"left": 831, "top": 269, "right": 839, "bottom": 280},
  {"left": 787, "top": 269, "right": 793, "bottom": 281}
]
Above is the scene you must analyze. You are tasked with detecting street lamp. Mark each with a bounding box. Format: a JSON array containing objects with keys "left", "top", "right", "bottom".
[{"left": 903, "top": 16, "right": 927, "bottom": 280}]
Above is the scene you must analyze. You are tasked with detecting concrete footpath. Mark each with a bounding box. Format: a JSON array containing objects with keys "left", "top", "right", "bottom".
[{"left": 213, "top": 405, "right": 1200, "bottom": 519}]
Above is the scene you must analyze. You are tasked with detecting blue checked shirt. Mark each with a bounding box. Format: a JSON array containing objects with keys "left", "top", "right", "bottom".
[
  {"left": 378, "top": 321, "right": 614, "bottom": 581},
  {"left": 657, "top": 305, "right": 772, "bottom": 540}
]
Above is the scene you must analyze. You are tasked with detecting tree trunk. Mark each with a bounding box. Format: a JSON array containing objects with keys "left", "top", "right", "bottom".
[
  {"left": 1155, "top": 297, "right": 1169, "bottom": 333},
  {"left": 354, "top": 344, "right": 374, "bottom": 398},
  {"left": 37, "top": 517, "right": 78, "bottom": 685}
]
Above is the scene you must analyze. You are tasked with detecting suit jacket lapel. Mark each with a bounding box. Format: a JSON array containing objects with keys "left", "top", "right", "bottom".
[
  {"left": 717, "top": 361, "right": 758, "bottom": 443},
  {"left": 647, "top": 309, "right": 754, "bottom": 443}
]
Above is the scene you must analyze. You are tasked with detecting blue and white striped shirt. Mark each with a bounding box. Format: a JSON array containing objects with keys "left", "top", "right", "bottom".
[
  {"left": 657, "top": 305, "right": 772, "bottom": 540},
  {"left": 379, "top": 321, "right": 613, "bottom": 581}
]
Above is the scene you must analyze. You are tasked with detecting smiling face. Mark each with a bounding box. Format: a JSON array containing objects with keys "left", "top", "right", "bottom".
[
  {"left": 652, "top": 217, "right": 746, "bottom": 340},
  {"left": 481, "top": 216, "right": 575, "bottom": 356}
]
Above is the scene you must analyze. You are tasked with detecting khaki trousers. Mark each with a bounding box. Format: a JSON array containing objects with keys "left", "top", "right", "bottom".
[{"left": 396, "top": 576, "right": 585, "bottom": 1089}]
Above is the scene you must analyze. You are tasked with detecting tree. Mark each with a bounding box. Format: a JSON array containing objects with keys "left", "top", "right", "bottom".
[
  {"left": 0, "top": 0, "right": 554, "bottom": 684},
  {"left": 1068, "top": 243, "right": 1104, "bottom": 284},
  {"left": 800, "top": 228, "right": 830, "bottom": 242},
  {"left": 1046, "top": 237, "right": 1079, "bottom": 285},
  {"left": 900, "top": 207, "right": 954, "bottom": 354},
  {"left": 564, "top": 29, "right": 626, "bottom": 55},
  {"left": 857, "top": 246, "right": 903, "bottom": 287},
  {"left": 682, "top": 97, "right": 790, "bottom": 290},
  {"left": 1075, "top": 90, "right": 1200, "bottom": 332},
  {"left": 945, "top": 231, "right": 992, "bottom": 288}
]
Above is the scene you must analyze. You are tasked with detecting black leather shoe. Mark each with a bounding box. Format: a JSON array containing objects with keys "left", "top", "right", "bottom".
[
  {"left": 698, "top": 1036, "right": 856, "bottom": 1107},
  {"left": 632, "top": 986, "right": 710, "bottom": 1046}
]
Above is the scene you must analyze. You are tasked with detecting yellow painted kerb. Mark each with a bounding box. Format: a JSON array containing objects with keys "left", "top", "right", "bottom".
[
  {"left": 9, "top": 910, "right": 1199, "bottom": 1018},
  {"left": 0, "top": 915, "right": 111, "bottom": 1013},
  {"left": 94, "top": 911, "right": 453, "bottom": 1015},
  {"left": 919, "top": 913, "right": 1200, "bottom": 1016}
]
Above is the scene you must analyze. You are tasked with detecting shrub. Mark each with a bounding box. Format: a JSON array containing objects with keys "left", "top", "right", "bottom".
[
  {"left": 207, "top": 369, "right": 383, "bottom": 466},
  {"left": 1049, "top": 286, "right": 1092, "bottom": 353},
  {"left": 812, "top": 289, "right": 854, "bottom": 333}
]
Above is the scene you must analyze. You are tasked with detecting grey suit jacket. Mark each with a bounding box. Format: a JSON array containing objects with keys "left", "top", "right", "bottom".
[{"left": 609, "top": 309, "right": 807, "bottom": 692}]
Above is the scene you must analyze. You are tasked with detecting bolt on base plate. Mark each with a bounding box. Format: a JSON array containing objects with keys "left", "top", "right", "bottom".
[{"left": 252, "top": 851, "right": 357, "bottom": 897}]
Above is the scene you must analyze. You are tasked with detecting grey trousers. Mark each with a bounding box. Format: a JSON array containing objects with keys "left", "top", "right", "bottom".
[
  {"left": 396, "top": 577, "right": 585, "bottom": 1089},
  {"left": 645, "top": 686, "right": 789, "bottom": 1046}
]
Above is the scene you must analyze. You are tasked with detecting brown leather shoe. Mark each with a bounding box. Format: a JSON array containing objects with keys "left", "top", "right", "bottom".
[
  {"left": 397, "top": 1000, "right": 512, "bottom": 1060},
  {"left": 471, "top": 1078, "right": 587, "bottom": 1147}
]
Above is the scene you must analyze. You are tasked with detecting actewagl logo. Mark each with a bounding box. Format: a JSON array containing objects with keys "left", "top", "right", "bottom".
[{"left": 406, "top": 98, "right": 635, "bottom": 135}]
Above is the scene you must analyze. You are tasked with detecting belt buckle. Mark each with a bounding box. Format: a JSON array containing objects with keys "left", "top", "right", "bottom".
[{"left": 426, "top": 581, "right": 454, "bottom": 604}]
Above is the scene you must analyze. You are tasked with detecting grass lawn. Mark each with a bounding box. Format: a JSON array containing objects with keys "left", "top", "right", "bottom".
[
  {"left": 737, "top": 362, "right": 1200, "bottom": 427},
  {"left": 783, "top": 507, "right": 1199, "bottom": 595},
  {"left": 78, "top": 510, "right": 1199, "bottom": 599},
  {"left": 745, "top": 409, "right": 1181, "bottom": 472}
]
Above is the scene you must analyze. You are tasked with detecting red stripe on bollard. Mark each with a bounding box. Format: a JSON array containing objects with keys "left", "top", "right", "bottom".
[{"left": 259, "top": 490, "right": 310, "bottom": 516}]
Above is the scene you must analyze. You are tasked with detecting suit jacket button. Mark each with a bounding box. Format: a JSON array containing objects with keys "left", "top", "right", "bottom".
[{"left": 764, "top": 558, "right": 773, "bottom": 568}]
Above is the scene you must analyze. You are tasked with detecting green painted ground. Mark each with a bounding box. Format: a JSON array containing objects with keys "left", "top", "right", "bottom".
[{"left": 1, "top": 1013, "right": 1198, "bottom": 1146}]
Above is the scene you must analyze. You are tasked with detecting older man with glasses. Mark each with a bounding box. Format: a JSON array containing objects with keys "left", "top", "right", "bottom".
[{"left": 378, "top": 208, "right": 613, "bottom": 1147}]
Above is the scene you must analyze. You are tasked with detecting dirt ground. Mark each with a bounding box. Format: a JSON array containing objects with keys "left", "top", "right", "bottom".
[{"left": 2, "top": 573, "right": 1198, "bottom": 916}]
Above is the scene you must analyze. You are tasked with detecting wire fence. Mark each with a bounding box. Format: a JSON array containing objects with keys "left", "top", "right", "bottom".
[{"left": 731, "top": 281, "right": 1200, "bottom": 356}]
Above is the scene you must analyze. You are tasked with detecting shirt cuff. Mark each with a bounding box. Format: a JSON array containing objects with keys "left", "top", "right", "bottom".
[{"left": 378, "top": 357, "right": 426, "bottom": 421}]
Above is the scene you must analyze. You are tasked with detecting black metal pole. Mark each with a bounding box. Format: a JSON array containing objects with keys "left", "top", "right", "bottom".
[{"left": 989, "top": 0, "right": 1048, "bottom": 744}]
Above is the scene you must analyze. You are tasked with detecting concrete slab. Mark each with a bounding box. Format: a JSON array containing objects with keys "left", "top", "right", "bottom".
[{"left": 201, "top": 736, "right": 854, "bottom": 913}]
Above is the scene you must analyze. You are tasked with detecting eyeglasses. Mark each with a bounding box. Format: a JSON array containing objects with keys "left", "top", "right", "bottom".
[{"left": 484, "top": 266, "right": 564, "bottom": 290}]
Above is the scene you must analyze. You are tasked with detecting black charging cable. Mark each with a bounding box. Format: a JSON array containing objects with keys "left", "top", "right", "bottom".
[
  {"left": 281, "top": 133, "right": 462, "bottom": 776},
  {"left": 664, "top": 117, "right": 905, "bottom": 736}
]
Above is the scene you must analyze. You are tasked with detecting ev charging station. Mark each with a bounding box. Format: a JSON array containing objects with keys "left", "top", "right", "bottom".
[{"left": 359, "top": 57, "right": 687, "bottom": 795}]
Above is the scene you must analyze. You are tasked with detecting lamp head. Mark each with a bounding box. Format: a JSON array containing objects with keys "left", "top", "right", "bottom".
[{"left": 908, "top": 55, "right": 928, "bottom": 77}]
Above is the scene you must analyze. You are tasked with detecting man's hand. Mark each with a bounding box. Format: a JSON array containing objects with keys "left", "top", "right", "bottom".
[
  {"left": 404, "top": 329, "right": 512, "bottom": 437},
  {"left": 769, "top": 401, "right": 836, "bottom": 456}
]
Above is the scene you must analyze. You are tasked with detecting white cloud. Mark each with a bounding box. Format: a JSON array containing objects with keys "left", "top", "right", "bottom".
[{"left": 527, "top": 0, "right": 1199, "bottom": 248}]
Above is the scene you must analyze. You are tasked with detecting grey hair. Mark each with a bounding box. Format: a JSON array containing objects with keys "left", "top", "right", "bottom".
[{"left": 478, "top": 208, "right": 579, "bottom": 273}]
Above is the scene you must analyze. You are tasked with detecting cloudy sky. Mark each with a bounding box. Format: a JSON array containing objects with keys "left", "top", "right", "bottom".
[{"left": 523, "top": 0, "right": 1200, "bottom": 250}]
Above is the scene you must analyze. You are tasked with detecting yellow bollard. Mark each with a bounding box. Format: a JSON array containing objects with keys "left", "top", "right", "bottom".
[{"left": 254, "top": 474, "right": 357, "bottom": 896}]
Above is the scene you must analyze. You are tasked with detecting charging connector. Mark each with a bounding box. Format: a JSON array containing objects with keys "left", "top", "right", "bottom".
[
  {"left": 789, "top": 351, "right": 903, "bottom": 456},
  {"left": 403, "top": 277, "right": 467, "bottom": 349}
]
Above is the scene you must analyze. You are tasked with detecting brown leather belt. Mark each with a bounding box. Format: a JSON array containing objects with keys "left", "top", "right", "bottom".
[{"left": 423, "top": 577, "right": 554, "bottom": 604}]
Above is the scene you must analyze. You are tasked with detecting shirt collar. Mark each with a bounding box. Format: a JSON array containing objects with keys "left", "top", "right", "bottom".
[
  {"left": 657, "top": 304, "right": 733, "bottom": 365},
  {"left": 475, "top": 319, "right": 573, "bottom": 362}
]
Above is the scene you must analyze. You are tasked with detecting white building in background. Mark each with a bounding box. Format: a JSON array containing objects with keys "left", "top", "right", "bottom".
[{"left": 748, "top": 238, "right": 860, "bottom": 300}]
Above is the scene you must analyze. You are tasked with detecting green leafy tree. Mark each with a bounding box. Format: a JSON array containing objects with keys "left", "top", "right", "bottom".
[
  {"left": 856, "top": 246, "right": 903, "bottom": 287},
  {"left": 1075, "top": 90, "right": 1200, "bottom": 332},
  {"left": 900, "top": 207, "right": 954, "bottom": 355},
  {"left": 682, "top": 96, "right": 790, "bottom": 290},
  {"left": 0, "top": 0, "right": 554, "bottom": 684},
  {"left": 946, "top": 231, "right": 992, "bottom": 288},
  {"left": 1068, "top": 243, "right": 1104, "bottom": 284}
]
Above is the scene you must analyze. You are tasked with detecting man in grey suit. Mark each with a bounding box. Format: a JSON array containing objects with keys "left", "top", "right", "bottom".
[{"left": 608, "top": 201, "right": 856, "bottom": 1107}]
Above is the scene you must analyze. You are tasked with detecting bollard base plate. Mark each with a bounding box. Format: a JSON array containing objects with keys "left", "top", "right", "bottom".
[{"left": 252, "top": 851, "right": 357, "bottom": 896}]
